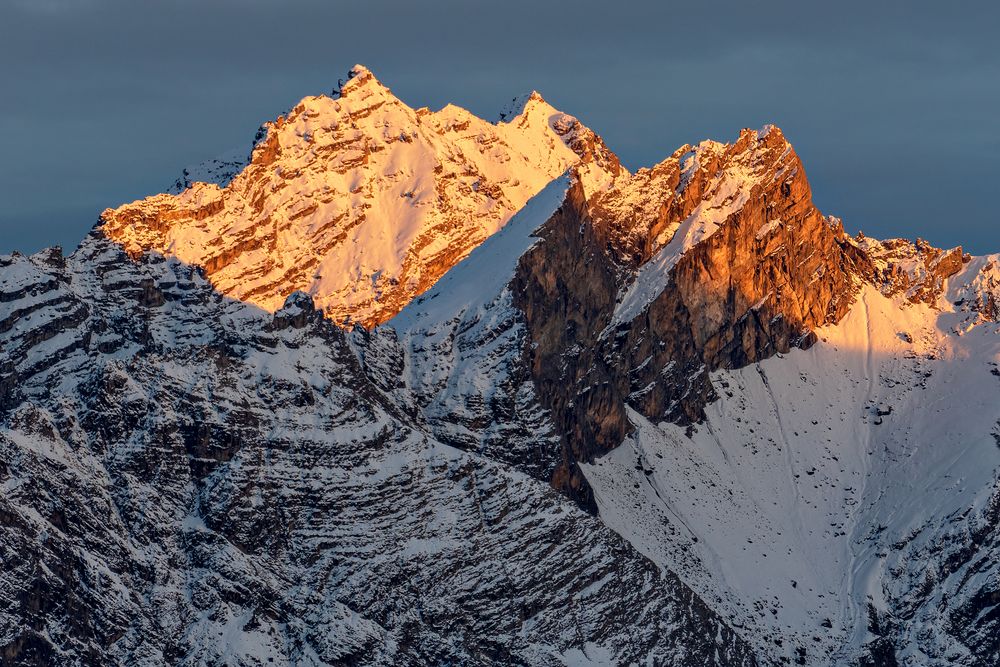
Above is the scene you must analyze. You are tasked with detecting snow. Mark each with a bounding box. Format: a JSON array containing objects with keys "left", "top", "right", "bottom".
[
  {"left": 167, "top": 147, "right": 248, "bottom": 195},
  {"left": 0, "top": 256, "right": 56, "bottom": 294},
  {"left": 755, "top": 218, "right": 782, "bottom": 240},
  {"left": 382, "top": 176, "right": 571, "bottom": 481},
  {"left": 389, "top": 173, "right": 570, "bottom": 331},
  {"left": 951, "top": 253, "right": 1000, "bottom": 328},
  {"left": 497, "top": 91, "right": 543, "bottom": 122},
  {"left": 558, "top": 642, "right": 615, "bottom": 666},
  {"left": 585, "top": 282, "right": 1000, "bottom": 663}
]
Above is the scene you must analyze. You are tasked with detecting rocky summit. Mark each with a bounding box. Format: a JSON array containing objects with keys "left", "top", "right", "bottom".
[{"left": 3, "top": 66, "right": 1000, "bottom": 666}]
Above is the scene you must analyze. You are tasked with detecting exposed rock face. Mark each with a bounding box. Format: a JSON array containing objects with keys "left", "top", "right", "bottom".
[
  {"left": 509, "top": 127, "right": 872, "bottom": 500},
  {"left": 0, "top": 236, "right": 759, "bottom": 666},
  {"left": 101, "top": 65, "right": 614, "bottom": 328},
  {"left": 611, "top": 128, "right": 870, "bottom": 412},
  {"left": 858, "top": 234, "right": 968, "bottom": 304},
  {"left": 953, "top": 255, "right": 1000, "bottom": 325},
  {"left": 511, "top": 181, "right": 624, "bottom": 507}
]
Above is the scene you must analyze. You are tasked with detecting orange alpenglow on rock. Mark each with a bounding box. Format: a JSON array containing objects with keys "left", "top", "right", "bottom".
[{"left": 100, "top": 64, "right": 618, "bottom": 328}]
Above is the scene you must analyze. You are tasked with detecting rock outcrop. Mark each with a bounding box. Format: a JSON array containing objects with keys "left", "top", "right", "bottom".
[
  {"left": 858, "top": 234, "right": 968, "bottom": 304},
  {"left": 508, "top": 127, "right": 871, "bottom": 501}
]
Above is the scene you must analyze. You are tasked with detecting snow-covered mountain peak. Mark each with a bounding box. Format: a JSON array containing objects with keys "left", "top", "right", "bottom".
[
  {"left": 101, "top": 67, "right": 618, "bottom": 328},
  {"left": 347, "top": 62, "right": 372, "bottom": 79},
  {"left": 336, "top": 63, "right": 387, "bottom": 98},
  {"left": 497, "top": 90, "right": 548, "bottom": 121}
]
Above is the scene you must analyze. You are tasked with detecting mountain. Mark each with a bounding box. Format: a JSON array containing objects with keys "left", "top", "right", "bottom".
[
  {"left": 3, "top": 65, "right": 1000, "bottom": 666},
  {"left": 0, "top": 235, "right": 756, "bottom": 666},
  {"left": 101, "top": 65, "right": 619, "bottom": 328}
]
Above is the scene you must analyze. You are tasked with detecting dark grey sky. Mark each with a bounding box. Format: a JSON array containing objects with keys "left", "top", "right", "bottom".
[{"left": 2, "top": 0, "right": 997, "bottom": 254}]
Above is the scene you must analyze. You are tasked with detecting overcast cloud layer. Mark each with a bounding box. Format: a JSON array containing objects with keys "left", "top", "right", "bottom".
[{"left": 2, "top": 0, "right": 997, "bottom": 254}]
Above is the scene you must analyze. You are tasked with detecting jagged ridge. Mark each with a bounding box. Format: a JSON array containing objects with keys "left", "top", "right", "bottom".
[
  {"left": 6, "top": 64, "right": 1000, "bottom": 667},
  {"left": 101, "top": 65, "right": 618, "bottom": 328}
]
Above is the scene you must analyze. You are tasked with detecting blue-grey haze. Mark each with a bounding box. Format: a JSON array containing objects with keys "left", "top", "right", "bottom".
[{"left": 2, "top": 0, "right": 997, "bottom": 254}]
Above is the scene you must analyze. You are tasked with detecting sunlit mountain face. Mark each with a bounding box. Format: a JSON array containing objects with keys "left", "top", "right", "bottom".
[
  {"left": 100, "top": 65, "right": 619, "bottom": 329},
  {"left": 3, "top": 65, "right": 1000, "bottom": 667}
]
